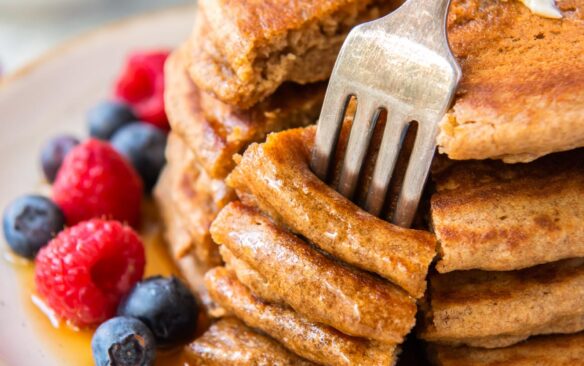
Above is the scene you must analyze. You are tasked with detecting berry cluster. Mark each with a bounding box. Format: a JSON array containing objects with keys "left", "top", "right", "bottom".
[{"left": 2, "top": 51, "right": 199, "bottom": 366}]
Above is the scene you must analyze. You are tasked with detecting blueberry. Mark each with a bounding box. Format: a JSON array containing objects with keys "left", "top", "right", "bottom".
[
  {"left": 2, "top": 195, "right": 65, "bottom": 259},
  {"left": 118, "top": 276, "right": 198, "bottom": 347},
  {"left": 92, "top": 316, "right": 156, "bottom": 366},
  {"left": 88, "top": 101, "right": 137, "bottom": 140},
  {"left": 40, "top": 135, "right": 79, "bottom": 183},
  {"left": 111, "top": 123, "right": 167, "bottom": 192}
]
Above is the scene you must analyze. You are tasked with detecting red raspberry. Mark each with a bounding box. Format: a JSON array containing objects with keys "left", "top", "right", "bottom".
[
  {"left": 52, "top": 139, "right": 143, "bottom": 228},
  {"left": 35, "top": 219, "right": 145, "bottom": 327},
  {"left": 114, "top": 50, "right": 170, "bottom": 130}
]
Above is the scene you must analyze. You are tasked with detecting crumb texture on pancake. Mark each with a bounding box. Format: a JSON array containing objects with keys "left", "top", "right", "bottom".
[
  {"left": 186, "top": 317, "right": 317, "bottom": 365},
  {"left": 227, "top": 127, "right": 436, "bottom": 298},
  {"left": 165, "top": 46, "right": 325, "bottom": 179},
  {"left": 189, "top": 0, "right": 401, "bottom": 108},
  {"left": 431, "top": 149, "right": 584, "bottom": 272},
  {"left": 428, "top": 332, "right": 584, "bottom": 366},
  {"left": 419, "top": 259, "right": 584, "bottom": 348},
  {"left": 438, "top": 0, "right": 584, "bottom": 162}
]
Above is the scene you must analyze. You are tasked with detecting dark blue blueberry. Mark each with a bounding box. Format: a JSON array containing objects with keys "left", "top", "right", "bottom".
[
  {"left": 111, "top": 123, "right": 167, "bottom": 193},
  {"left": 91, "top": 316, "right": 156, "bottom": 366},
  {"left": 88, "top": 101, "right": 137, "bottom": 140},
  {"left": 117, "top": 276, "right": 198, "bottom": 347},
  {"left": 40, "top": 135, "right": 79, "bottom": 183},
  {"left": 2, "top": 195, "right": 65, "bottom": 259}
]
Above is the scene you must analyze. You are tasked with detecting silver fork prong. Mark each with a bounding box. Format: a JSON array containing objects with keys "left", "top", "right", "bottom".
[
  {"left": 392, "top": 122, "right": 439, "bottom": 227},
  {"left": 337, "top": 98, "right": 379, "bottom": 199},
  {"left": 311, "top": 0, "right": 460, "bottom": 227},
  {"left": 311, "top": 82, "right": 352, "bottom": 182},
  {"left": 364, "top": 109, "right": 409, "bottom": 216}
]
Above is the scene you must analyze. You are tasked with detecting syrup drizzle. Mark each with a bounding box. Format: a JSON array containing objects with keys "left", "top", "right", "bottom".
[{"left": 10, "top": 202, "right": 191, "bottom": 365}]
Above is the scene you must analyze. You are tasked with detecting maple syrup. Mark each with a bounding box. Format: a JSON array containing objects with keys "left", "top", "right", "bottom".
[{"left": 11, "top": 201, "right": 192, "bottom": 365}]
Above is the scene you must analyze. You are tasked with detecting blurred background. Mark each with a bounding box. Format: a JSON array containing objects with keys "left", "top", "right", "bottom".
[{"left": 0, "top": 0, "right": 191, "bottom": 74}]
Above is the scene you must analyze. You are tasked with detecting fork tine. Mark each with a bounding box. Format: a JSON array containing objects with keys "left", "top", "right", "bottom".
[
  {"left": 337, "top": 98, "right": 379, "bottom": 199},
  {"left": 363, "top": 109, "right": 409, "bottom": 216},
  {"left": 392, "top": 122, "right": 439, "bottom": 227},
  {"left": 311, "top": 82, "right": 352, "bottom": 182}
]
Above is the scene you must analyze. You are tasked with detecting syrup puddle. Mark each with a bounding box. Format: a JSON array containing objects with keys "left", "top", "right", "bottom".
[
  {"left": 31, "top": 295, "right": 60, "bottom": 329},
  {"left": 11, "top": 201, "right": 191, "bottom": 365}
]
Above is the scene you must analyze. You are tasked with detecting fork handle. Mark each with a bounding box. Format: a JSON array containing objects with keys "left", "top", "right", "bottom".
[
  {"left": 397, "top": 0, "right": 452, "bottom": 23},
  {"left": 410, "top": 0, "right": 452, "bottom": 16},
  {"left": 373, "top": 0, "right": 453, "bottom": 43}
]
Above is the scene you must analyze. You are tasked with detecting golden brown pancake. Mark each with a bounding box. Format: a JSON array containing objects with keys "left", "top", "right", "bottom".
[
  {"left": 431, "top": 149, "right": 584, "bottom": 273},
  {"left": 165, "top": 44, "right": 325, "bottom": 179},
  {"left": 161, "top": 133, "right": 234, "bottom": 265},
  {"left": 205, "top": 267, "right": 399, "bottom": 366},
  {"left": 427, "top": 332, "right": 584, "bottom": 366},
  {"left": 219, "top": 245, "right": 288, "bottom": 305},
  {"left": 227, "top": 126, "right": 436, "bottom": 298},
  {"left": 419, "top": 259, "right": 584, "bottom": 348},
  {"left": 438, "top": 0, "right": 584, "bottom": 163},
  {"left": 188, "top": 0, "right": 401, "bottom": 108},
  {"left": 186, "top": 317, "right": 316, "bottom": 365},
  {"left": 186, "top": 0, "right": 583, "bottom": 159},
  {"left": 153, "top": 167, "right": 217, "bottom": 311},
  {"left": 211, "top": 201, "right": 417, "bottom": 344}
]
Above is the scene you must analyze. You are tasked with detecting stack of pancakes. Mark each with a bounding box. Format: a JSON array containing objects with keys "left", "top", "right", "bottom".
[
  {"left": 420, "top": 151, "right": 584, "bottom": 362},
  {"left": 419, "top": 0, "right": 584, "bottom": 363},
  {"left": 155, "top": 0, "right": 402, "bottom": 315},
  {"left": 200, "top": 125, "right": 436, "bottom": 364},
  {"left": 155, "top": 0, "right": 584, "bottom": 364}
]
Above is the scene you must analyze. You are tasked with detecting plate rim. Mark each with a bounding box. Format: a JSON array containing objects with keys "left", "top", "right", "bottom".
[
  {"left": 0, "top": 3, "right": 194, "bottom": 89},
  {"left": 0, "top": 6, "right": 194, "bottom": 365}
]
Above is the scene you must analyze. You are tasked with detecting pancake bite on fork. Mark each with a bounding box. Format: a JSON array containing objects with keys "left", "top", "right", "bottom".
[{"left": 182, "top": 126, "right": 437, "bottom": 365}]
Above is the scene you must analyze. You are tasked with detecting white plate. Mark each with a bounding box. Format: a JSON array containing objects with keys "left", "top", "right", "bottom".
[{"left": 0, "top": 7, "right": 193, "bottom": 365}]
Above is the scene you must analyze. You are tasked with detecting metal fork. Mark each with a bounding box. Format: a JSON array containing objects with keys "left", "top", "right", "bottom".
[{"left": 310, "top": 0, "right": 461, "bottom": 227}]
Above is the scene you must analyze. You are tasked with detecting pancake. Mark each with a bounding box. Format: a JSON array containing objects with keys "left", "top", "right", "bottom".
[
  {"left": 437, "top": 0, "right": 584, "bottom": 163},
  {"left": 153, "top": 167, "right": 216, "bottom": 311},
  {"left": 205, "top": 267, "right": 399, "bottom": 366},
  {"left": 211, "top": 201, "right": 417, "bottom": 344},
  {"left": 186, "top": 317, "right": 316, "bottom": 365},
  {"left": 220, "top": 245, "right": 287, "bottom": 305},
  {"left": 188, "top": 0, "right": 400, "bottom": 108},
  {"left": 162, "top": 133, "right": 234, "bottom": 265},
  {"left": 227, "top": 126, "right": 436, "bottom": 298},
  {"left": 428, "top": 332, "right": 584, "bottom": 366},
  {"left": 431, "top": 149, "right": 584, "bottom": 273},
  {"left": 165, "top": 44, "right": 325, "bottom": 179},
  {"left": 419, "top": 259, "right": 584, "bottom": 348}
]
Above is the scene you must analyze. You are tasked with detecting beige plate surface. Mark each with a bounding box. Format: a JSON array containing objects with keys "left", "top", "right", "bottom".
[{"left": 0, "top": 7, "right": 193, "bottom": 365}]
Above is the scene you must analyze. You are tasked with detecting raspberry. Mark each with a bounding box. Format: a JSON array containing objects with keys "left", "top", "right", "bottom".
[
  {"left": 35, "top": 219, "right": 145, "bottom": 327},
  {"left": 52, "top": 139, "right": 143, "bottom": 227},
  {"left": 114, "top": 51, "right": 170, "bottom": 131}
]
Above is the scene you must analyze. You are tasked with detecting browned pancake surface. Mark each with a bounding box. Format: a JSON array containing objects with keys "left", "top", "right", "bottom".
[
  {"left": 438, "top": 0, "right": 584, "bottom": 162},
  {"left": 420, "top": 259, "right": 584, "bottom": 348},
  {"left": 428, "top": 332, "right": 584, "bottom": 366},
  {"left": 211, "top": 201, "right": 417, "bottom": 344},
  {"left": 189, "top": 0, "right": 399, "bottom": 108},
  {"left": 154, "top": 167, "right": 217, "bottom": 312},
  {"left": 165, "top": 46, "right": 325, "bottom": 179},
  {"left": 186, "top": 317, "right": 316, "bottom": 365},
  {"left": 431, "top": 149, "right": 584, "bottom": 272},
  {"left": 161, "top": 133, "right": 234, "bottom": 265},
  {"left": 228, "top": 126, "right": 436, "bottom": 298},
  {"left": 205, "top": 267, "right": 398, "bottom": 366}
]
